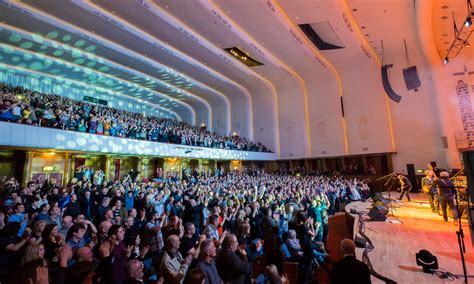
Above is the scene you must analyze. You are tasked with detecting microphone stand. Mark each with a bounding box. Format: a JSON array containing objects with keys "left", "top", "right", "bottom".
[
  {"left": 384, "top": 174, "right": 403, "bottom": 223},
  {"left": 454, "top": 187, "right": 468, "bottom": 283}
]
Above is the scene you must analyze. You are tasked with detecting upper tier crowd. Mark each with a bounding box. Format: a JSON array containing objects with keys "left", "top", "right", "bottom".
[
  {"left": 0, "top": 167, "right": 370, "bottom": 284},
  {"left": 0, "top": 83, "right": 271, "bottom": 152}
]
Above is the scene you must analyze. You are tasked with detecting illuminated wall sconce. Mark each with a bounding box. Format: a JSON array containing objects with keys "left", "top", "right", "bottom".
[{"left": 42, "top": 166, "right": 55, "bottom": 172}]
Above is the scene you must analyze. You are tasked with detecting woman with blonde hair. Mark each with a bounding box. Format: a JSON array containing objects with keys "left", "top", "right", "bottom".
[{"left": 21, "top": 243, "right": 45, "bottom": 265}]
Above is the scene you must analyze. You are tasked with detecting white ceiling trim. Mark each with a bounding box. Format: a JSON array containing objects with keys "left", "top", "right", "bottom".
[
  {"left": 4, "top": 0, "right": 219, "bottom": 126},
  {"left": 0, "top": 23, "right": 208, "bottom": 116},
  {"left": 0, "top": 42, "right": 197, "bottom": 124}
]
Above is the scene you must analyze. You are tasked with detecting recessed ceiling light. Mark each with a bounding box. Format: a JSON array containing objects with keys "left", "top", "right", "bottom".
[
  {"left": 296, "top": 16, "right": 299, "bottom": 19},
  {"left": 227, "top": 10, "right": 230, "bottom": 13},
  {"left": 441, "top": 5, "right": 449, "bottom": 9}
]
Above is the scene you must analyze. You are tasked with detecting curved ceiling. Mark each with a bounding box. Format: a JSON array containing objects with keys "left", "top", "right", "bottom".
[{"left": 0, "top": 0, "right": 463, "bottom": 162}]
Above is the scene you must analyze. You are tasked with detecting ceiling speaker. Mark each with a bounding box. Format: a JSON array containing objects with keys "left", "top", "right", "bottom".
[{"left": 403, "top": 66, "right": 421, "bottom": 92}]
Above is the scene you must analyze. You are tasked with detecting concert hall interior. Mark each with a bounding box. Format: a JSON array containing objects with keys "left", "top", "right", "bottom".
[{"left": 0, "top": 0, "right": 473, "bottom": 283}]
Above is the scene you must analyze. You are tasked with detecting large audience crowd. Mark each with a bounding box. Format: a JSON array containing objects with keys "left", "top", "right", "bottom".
[
  {"left": 0, "top": 83, "right": 271, "bottom": 152},
  {"left": 0, "top": 167, "right": 371, "bottom": 284}
]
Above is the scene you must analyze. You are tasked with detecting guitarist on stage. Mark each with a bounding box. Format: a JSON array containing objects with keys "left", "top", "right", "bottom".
[
  {"left": 433, "top": 171, "right": 458, "bottom": 224},
  {"left": 396, "top": 173, "right": 412, "bottom": 202},
  {"left": 421, "top": 170, "right": 438, "bottom": 213}
]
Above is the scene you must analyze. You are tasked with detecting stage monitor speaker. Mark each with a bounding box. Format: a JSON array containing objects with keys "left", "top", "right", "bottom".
[
  {"left": 462, "top": 151, "right": 474, "bottom": 245},
  {"left": 355, "top": 236, "right": 367, "bottom": 248},
  {"left": 403, "top": 66, "right": 421, "bottom": 92},
  {"left": 368, "top": 205, "right": 388, "bottom": 221},
  {"left": 373, "top": 193, "right": 390, "bottom": 208}
]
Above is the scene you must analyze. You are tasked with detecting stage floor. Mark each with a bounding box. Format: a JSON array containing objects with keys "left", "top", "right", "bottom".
[{"left": 353, "top": 193, "right": 474, "bottom": 283}]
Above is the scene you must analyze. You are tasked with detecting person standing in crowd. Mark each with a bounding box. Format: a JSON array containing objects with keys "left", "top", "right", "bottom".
[
  {"left": 216, "top": 233, "right": 250, "bottom": 284},
  {"left": 124, "top": 259, "right": 145, "bottom": 284},
  {"left": 196, "top": 239, "right": 222, "bottom": 284},
  {"left": 160, "top": 235, "right": 192, "bottom": 283},
  {"left": 331, "top": 238, "right": 371, "bottom": 284}
]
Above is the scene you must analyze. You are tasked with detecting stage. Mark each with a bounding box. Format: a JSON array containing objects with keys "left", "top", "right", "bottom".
[{"left": 345, "top": 193, "right": 474, "bottom": 283}]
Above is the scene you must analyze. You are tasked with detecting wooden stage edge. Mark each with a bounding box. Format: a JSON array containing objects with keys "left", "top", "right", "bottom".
[{"left": 344, "top": 192, "right": 474, "bottom": 284}]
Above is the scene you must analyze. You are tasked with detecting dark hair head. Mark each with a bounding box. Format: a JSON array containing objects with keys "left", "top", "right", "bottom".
[
  {"left": 208, "top": 215, "right": 218, "bottom": 224},
  {"left": 125, "top": 231, "right": 139, "bottom": 246},
  {"left": 42, "top": 223, "right": 58, "bottom": 240},
  {"left": 65, "top": 261, "right": 94, "bottom": 284},
  {"left": 66, "top": 223, "right": 86, "bottom": 241},
  {"left": 183, "top": 268, "right": 205, "bottom": 284},
  {"left": 295, "top": 210, "right": 307, "bottom": 224},
  {"left": 108, "top": 224, "right": 122, "bottom": 237},
  {"left": 0, "top": 222, "right": 21, "bottom": 237},
  {"left": 14, "top": 258, "right": 47, "bottom": 283}
]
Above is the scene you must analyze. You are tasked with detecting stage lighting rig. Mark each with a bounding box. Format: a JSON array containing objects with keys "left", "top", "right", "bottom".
[{"left": 444, "top": 1, "right": 474, "bottom": 64}]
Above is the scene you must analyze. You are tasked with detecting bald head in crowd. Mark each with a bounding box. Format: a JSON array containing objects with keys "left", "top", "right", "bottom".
[
  {"left": 98, "top": 220, "right": 112, "bottom": 235},
  {"left": 340, "top": 238, "right": 356, "bottom": 256},
  {"left": 125, "top": 259, "right": 144, "bottom": 281}
]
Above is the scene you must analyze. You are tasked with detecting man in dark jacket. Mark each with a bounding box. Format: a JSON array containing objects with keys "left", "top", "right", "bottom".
[
  {"left": 331, "top": 238, "right": 371, "bottom": 284},
  {"left": 183, "top": 199, "right": 204, "bottom": 235},
  {"left": 216, "top": 233, "right": 250, "bottom": 284},
  {"left": 79, "top": 190, "right": 95, "bottom": 221},
  {"left": 64, "top": 194, "right": 82, "bottom": 218},
  {"left": 434, "top": 171, "right": 458, "bottom": 223}
]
